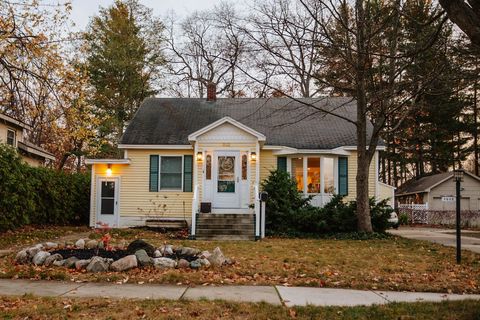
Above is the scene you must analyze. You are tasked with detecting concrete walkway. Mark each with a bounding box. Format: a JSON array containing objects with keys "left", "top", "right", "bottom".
[
  {"left": 0, "top": 279, "right": 479, "bottom": 307},
  {"left": 389, "top": 227, "right": 480, "bottom": 254}
]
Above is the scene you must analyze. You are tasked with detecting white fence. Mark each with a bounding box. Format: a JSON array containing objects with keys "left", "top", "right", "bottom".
[{"left": 398, "top": 203, "right": 429, "bottom": 210}]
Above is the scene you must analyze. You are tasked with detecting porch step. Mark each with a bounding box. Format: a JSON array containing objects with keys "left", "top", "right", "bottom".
[{"left": 195, "top": 214, "right": 255, "bottom": 241}]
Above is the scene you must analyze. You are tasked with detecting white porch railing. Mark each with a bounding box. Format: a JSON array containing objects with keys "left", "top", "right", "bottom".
[
  {"left": 254, "top": 184, "right": 260, "bottom": 239},
  {"left": 398, "top": 203, "right": 429, "bottom": 210},
  {"left": 310, "top": 194, "right": 334, "bottom": 207},
  {"left": 191, "top": 184, "right": 199, "bottom": 238}
]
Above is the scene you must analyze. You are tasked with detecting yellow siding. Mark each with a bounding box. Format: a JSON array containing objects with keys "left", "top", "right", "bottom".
[
  {"left": 378, "top": 183, "right": 395, "bottom": 207},
  {"left": 91, "top": 149, "right": 194, "bottom": 227},
  {"left": 21, "top": 155, "right": 43, "bottom": 167},
  {"left": 0, "top": 122, "right": 23, "bottom": 147},
  {"left": 259, "top": 150, "right": 277, "bottom": 183},
  {"left": 344, "top": 151, "right": 377, "bottom": 202}
]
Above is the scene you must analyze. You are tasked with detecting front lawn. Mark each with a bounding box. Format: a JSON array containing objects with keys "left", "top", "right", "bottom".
[
  {"left": 0, "top": 296, "right": 479, "bottom": 319},
  {"left": 1, "top": 228, "right": 479, "bottom": 293}
]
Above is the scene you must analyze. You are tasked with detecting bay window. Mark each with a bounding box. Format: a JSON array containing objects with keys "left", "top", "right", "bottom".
[{"left": 291, "top": 156, "right": 336, "bottom": 195}]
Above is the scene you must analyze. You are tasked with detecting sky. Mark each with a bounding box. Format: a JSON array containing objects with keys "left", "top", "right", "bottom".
[{"left": 56, "top": 0, "right": 226, "bottom": 31}]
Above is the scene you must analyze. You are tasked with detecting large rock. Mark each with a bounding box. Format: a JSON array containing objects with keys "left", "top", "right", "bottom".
[
  {"left": 189, "top": 260, "right": 201, "bottom": 269},
  {"left": 53, "top": 259, "right": 65, "bottom": 267},
  {"left": 44, "top": 242, "right": 58, "bottom": 250},
  {"left": 207, "top": 247, "right": 227, "bottom": 267},
  {"left": 44, "top": 253, "right": 63, "bottom": 267},
  {"left": 127, "top": 239, "right": 155, "bottom": 256},
  {"left": 26, "top": 246, "right": 41, "bottom": 259},
  {"left": 86, "top": 256, "right": 110, "bottom": 273},
  {"left": 32, "top": 251, "right": 50, "bottom": 266},
  {"left": 15, "top": 250, "right": 29, "bottom": 264},
  {"left": 110, "top": 255, "right": 138, "bottom": 272},
  {"left": 75, "top": 259, "right": 91, "bottom": 270},
  {"left": 153, "top": 257, "right": 176, "bottom": 269},
  {"left": 65, "top": 256, "right": 80, "bottom": 268},
  {"left": 75, "top": 239, "right": 85, "bottom": 249},
  {"left": 177, "top": 259, "right": 190, "bottom": 269},
  {"left": 198, "top": 258, "right": 211, "bottom": 268},
  {"left": 160, "top": 245, "right": 174, "bottom": 256},
  {"left": 85, "top": 240, "right": 98, "bottom": 249},
  {"left": 200, "top": 251, "right": 211, "bottom": 259},
  {"left": 153, "top": 250, "right": 162, "bottom": 258},
  {"left": 177, "top": 247, "right": 200, "bottom": 259},
  {"left": 135, "top": 250, "right": 153, "bottom": 267}
]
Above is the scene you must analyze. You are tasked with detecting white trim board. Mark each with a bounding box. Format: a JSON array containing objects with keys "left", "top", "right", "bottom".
[
  {"left": 188, "top": 117, "right": 266, "bottom": 142},
  {"left": 118, "top": 144, "right": 193, "bottom": 150},
  {"left": 85, "top": 159, "right": 131, "bottom": 165}
]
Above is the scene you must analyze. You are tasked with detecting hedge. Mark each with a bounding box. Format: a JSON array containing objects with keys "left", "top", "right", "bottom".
[{"left": 0, "top": 144, "right": 90, "bottom": 231}]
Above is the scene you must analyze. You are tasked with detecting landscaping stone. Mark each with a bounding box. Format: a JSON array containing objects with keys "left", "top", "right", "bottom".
[
  {"left": 75, "top": 239, "right": 85, "bottom": 249},
  {"left": 85, "top": 240, "right": 98, "bottom": 249},
  {"left": 198, "top": 258, "right": 211, "bottom": 268},
  {"left": 110, "top": 255, "right": 138, "bottom": 272},
  {"left": 65, "top": 257, "right": 79, "bottom": 268},
  {"left": 153, "top": 249, "right": 162, "bottom": 258},
  {"left": 26, "top": 246, "right": 41, "bottom": 259},
  {"left": 135, "top": 250, "right": 152, "bottom": 267},
  {"left": 53, "top": 259, "right": 65, "bottom": 267},
  {"left": 177, "top": 259, "right": 190, "bottom": 269},
  {"left": 44, "top": 254, "right": 63, "bottom": 267},
  {"left": 200, "top": 250, "right": 211, "bottom": 259},
  {"left": 32, "top": 251, "right": 50, "bottom": 266},
  {"left": 44, "top": 242, "right": 58, "bottom": 250},
  {"left": 86, "top": 256, "right": 109, "bottom": 273},
  {"left": 15, "top": 250, "right": 29, "bottom": 264},
  {"left": 207, "top": 247, "right": 226, "bottom": 267},
  {"left": 177, "top": 247, "right": 200, "bottom": 259},
  {"left": 189, "top": 260, "right": 201, "bottom": 269},
  {"left": 75, "top": 259, "right": 91, "bottom": 270},
  {"left": 127, "top": 239, "right": 155, "bottom": 256},
  {"left": 153, "top": 257, "right": 176, "bottom": 269},
  {"left": 160, "top": 245, "right": 174, "bottom": 256}
]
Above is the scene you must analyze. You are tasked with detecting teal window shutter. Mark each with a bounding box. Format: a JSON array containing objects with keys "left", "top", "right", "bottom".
[
  {"left": 338, "top": 157, "right": 348, "bottom": 196},
  {"left": 277, "top": 157, "right": 287, "bottom": 172},
  {"left": 149, "top": 155, "right": 159, "bottom": 192},
  {"left": 183, "top": 155, "right": 193, "bottom": 192}
]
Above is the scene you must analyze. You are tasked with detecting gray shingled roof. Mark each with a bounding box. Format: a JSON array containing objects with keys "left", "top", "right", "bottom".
[
  {"left": 396, "top": 172, "right": 453, "bottom": 196},
  {"left": 121, "top": 97, "right": 378, "bottom": 149}
]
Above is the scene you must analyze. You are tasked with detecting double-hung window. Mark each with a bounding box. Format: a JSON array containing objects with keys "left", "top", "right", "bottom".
[
  {"left": 6, "top": 129, "right": 15, "bottom": 146},
  {"left": 150, "top": 155, "right": 193, "bottom": 192},
  {"left": 289, "top": 156, "right": 341, "bottom": 195},
  {"left": 160, "top": 156, "right": 183, "bottom": 190}
]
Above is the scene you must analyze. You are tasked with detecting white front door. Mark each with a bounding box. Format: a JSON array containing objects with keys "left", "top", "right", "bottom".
[
  {"left": 96, "top": 178, "right": 119, "bottom": 227},
  {"left": 213, "top": 151, "right": 241, "bottom": 209}
]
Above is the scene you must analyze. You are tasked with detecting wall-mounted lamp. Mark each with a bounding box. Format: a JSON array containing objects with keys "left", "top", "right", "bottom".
[
  {"left": 250, "top": 152, "right": 257, "bottom": 161},
  {"left": 197, "top": 151, "right": 203, "bottom": 161},
  {"left": 106, "top": 164, "right": 112, "bottom": 177}
]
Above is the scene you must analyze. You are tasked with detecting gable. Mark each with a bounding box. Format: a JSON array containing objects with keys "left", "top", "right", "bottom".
[{"left": 196, "top": 122, "right": 259, "bottom": 143}]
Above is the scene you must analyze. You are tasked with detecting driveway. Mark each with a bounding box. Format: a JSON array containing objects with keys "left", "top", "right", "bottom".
[{"left": 389, "top": 227, "right": 480, "bottom": 254}]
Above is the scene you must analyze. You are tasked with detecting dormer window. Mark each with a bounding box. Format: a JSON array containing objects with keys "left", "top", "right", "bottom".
[{"left": 6, "top": 129, "right": 15, "bottom": 146}]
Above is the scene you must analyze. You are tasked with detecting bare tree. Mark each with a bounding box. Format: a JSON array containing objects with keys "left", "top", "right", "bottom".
[
  {"left": 439, "top": 0, "right": 480, "bottom": 47},
  {"left": 242, "top": 0, "right": 325, "bottom": 97},
  {"left": 165, "top": 4, "right": 247, "bottom": 98}
]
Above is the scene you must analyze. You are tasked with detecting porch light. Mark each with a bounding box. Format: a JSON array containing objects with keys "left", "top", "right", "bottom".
[
  {"left": 250, "top": 152, "right": 256, "bottom": 161},
  {"left": 106, "top": 164, "right": 112, "bottom": 177},
  {"left": 197, "top": 152, "right": 203, "bottom": 161}
]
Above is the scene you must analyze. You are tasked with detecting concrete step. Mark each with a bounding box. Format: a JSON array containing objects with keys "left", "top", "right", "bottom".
[
  {"left": 196, "top": 228, "right": 254, "bottom": 236},
  {"left": 197, "top": 218, "right": 255, "bottom": 224},
  {"left": 196, "top": 224, "right": 254, "bottom": 230},
  {"left": 198, "top": 214, "right": 254, "bottom": 219}
]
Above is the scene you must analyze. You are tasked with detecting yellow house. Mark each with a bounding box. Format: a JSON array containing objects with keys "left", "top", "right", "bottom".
[
  {"left": 86, "top": 93, "right": 395, "bottom": 239},
  {"left": 0, "top": 112, "right": 55, "bottom": 167}
]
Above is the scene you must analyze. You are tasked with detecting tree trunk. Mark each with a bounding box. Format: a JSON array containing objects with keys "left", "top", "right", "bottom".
[
  {"left": 474, "top": 77, "right": 479, "bottom": 175},
  {"left": 355, "top": 0, "right": 373, "bottom": 233}
]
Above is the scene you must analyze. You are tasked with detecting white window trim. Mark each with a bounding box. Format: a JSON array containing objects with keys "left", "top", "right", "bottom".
[
  {"left": 158, "top": 155, "right": 184, "bottom": 191},
  {"left": 6, "top": 128, "right": 16, "bottom": 146}
]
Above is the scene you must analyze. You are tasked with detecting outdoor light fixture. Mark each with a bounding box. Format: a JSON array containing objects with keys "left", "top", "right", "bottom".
[
  {"left": 454, "top": 169, "right": 464, "bottom": 264},
  {"left": 250, "top": 152, "right": 257, "bottom": 161},
  {"left": 106, "top": 164, "right": 112, "bottom": 177},
  {"left": 197, "top": 152, "right": 203, "bottom": 161}
]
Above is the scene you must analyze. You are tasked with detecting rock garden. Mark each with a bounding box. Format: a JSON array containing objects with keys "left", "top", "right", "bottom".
[{"left": 15, "top": 238, "right": 233, "bottom": 273}]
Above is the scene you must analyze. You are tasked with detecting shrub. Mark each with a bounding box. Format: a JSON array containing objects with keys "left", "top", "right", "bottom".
[
  {"left": 262, "top": 169, "right": 393, "bottom": 236},
  {"left": 399, "top": 212, "right": 409, "bottom": 225},
  {"left": 0, "top": 144, "right": 90, "bottom": 231}
]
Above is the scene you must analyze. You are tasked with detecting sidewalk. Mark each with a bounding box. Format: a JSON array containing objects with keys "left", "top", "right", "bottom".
[{"left": 0, "top": 279, "right": 479, "bottom": 307}]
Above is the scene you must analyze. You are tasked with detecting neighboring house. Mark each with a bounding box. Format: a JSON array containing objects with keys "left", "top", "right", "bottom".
[
  {"left": 396, "top": 171, "right": 480, "bottom": 211},
  {"left": 0, "top": 113, "right": 55, "bottom": 167},
  {"left": 86, "top": 89, "right": 395, "bottom": 239}
]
